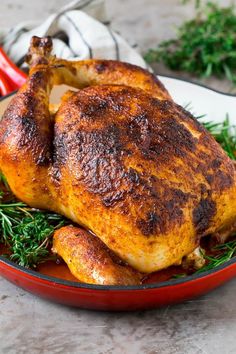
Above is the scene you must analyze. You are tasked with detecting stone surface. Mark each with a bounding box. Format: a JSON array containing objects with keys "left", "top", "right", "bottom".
[{"left": 0, "top": 1, "right": 236, "bottom": 353}]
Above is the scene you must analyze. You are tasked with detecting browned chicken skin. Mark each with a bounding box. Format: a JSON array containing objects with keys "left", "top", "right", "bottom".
[
  {"left": 0, "top": 36, "right": 236, "bottom": 285},
  {"left": 53, "top": 226, "right": 142, "bottom": 285}
]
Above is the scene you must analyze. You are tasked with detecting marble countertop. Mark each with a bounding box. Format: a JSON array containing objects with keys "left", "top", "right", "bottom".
[{"left": 0, "top": 1, "right": 236, "bottom": 353}]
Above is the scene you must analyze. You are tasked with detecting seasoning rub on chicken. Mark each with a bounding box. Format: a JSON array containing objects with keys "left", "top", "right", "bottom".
[{"left": 0, "top": 36, "right": 236, "bottom": 285}]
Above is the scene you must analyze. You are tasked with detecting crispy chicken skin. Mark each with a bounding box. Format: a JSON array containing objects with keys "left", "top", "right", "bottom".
[
  {"left": 0, "top": 37, "right": 236, "bottom": 284},
  {"left": 53, "top": 226, "right": 142, "bottom": 285}
]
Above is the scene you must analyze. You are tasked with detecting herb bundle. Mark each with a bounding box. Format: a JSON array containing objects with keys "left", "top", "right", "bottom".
[
  {"left": 0, "top": 196, "right": 66, "bottom": 268},
  {"left": 145, "top": 2, "right": 236, "bottom": 85}
]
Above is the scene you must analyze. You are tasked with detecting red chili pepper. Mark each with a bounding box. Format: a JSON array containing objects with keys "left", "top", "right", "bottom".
[
  {"left": 0, "top": 47, "right": 27, "bottom": 90},
  {"left": 0, "top": 68, "right": 13, "bottom": 96}
]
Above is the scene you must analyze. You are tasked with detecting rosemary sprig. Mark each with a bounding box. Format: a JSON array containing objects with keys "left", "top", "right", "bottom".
[{"left": 145, "top": 2, "right": 236, "bottom": 85}]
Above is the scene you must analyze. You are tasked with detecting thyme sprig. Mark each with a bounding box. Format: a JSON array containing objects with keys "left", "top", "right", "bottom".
[{"left": 145, "top": 2, "right": 236, "bottom": 85}]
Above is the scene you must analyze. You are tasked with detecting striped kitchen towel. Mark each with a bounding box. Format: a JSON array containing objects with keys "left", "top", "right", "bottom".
[{"left": 0, "top": 0, "right": 147, "bottom": 69}]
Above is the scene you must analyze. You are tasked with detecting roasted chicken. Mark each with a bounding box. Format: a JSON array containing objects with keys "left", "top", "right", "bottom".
[{"left": 0, "top": 36, "right": 236, "bottom": 285}]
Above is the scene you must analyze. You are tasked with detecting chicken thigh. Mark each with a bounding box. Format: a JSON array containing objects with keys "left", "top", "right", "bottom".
[{"left": 0, "top": 37, "right": 236, "bottom": 285}]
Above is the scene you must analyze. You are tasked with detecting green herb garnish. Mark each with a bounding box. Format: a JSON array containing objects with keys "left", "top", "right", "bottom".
[
  {"left": 172, "top": 238, "right": 236, "bottom": 278},
  {"left": 145, "top": 2, "right": 236, "bottom": 85},
  {"left": 201, "top": 114, "right": 236, "bottom": 160},
  {"left": 195, "top": 240, "right": 236, "bottom": 274},
  {"left": 172, "top": 273, "right": 187, "bottom": 279},
  {"left": 0, "top": 198, "right": 66, "bottom": 268},
  {"left": 0, "top": 171, "right": 9, "bottom": 189}
]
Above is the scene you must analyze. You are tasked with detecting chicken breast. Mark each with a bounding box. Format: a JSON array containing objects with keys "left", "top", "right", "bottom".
[{"left": 0, "top": 36, "right": 235, "bottom": 282}]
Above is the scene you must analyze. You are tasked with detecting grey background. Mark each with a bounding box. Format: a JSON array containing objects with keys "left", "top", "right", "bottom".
[{"left": 0, "top": 1, "right": 236, "bottom": 353}]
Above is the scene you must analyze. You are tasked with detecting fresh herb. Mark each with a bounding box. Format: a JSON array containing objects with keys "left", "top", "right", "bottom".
[
  {"left": 0, "top": 171, "right": 9, "bottom": 189},
  {"left": 201, "top": 114, "right": 236, "bottom": 160},
  {"left": 172, "top": 273, "right": 187, "bottom": 279},
  {"left": 144, "top": 2, "right": 236, "bottom": 85},
  {"left": 195, "top": 240, "right": 236, "bottom": 274},
  {"left": 185, "top": 102, "right": 236, "bottom": 160},
  {"left": 172, "top": 238, "right": 236, "bottom": 279},
  {"left": 0, "top": 199, "right": 66, "bottom": 268}
]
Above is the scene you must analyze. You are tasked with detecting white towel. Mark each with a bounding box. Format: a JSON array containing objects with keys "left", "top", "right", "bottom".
[{"left": 0, "top": 0, "right": 148, "bottom": 70}]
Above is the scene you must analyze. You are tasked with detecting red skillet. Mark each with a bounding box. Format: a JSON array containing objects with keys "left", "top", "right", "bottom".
[
  {"left": 0, "top": 47, "right": 26, "bottom": 97},
  {"left": 0, "top": 80, "right": 236, "bottom": 311},
  {"left": 0, "top": 252, "right": 235, "bottom": 311}
]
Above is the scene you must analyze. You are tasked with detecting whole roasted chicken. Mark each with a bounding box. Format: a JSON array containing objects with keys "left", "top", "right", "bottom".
[{"left": 0, "top": 37, "right": 236, "bottom": 285}]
